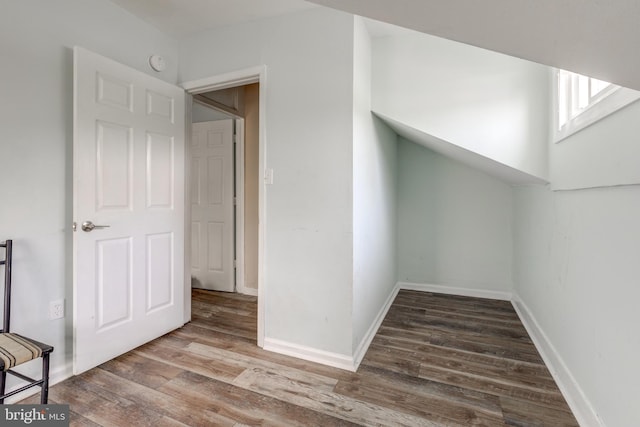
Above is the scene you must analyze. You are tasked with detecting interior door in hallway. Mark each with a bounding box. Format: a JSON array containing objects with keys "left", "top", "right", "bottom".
[
  {"left": 191, "top": 119, "right": 235, "bottom": 292},
  {"left": 73, "top": 47, "right": 185, "bottom": 374}
]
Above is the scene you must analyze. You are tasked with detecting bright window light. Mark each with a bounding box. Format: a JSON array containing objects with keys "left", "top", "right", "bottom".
[
  {"left": 554, "top": 70, "right": 640, "bottom": 142},
  {"left": 557, "top": 70, "right": 616, "bottom": 130}
]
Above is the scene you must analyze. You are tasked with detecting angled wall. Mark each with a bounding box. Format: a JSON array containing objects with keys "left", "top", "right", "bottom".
[{"left": 372, "top": 28, "right": 550, "bottom": 181}]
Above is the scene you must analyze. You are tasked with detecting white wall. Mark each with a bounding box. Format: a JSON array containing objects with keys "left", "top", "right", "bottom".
[
  {"left": 514, "top": 184, "right": 640, "bottom": 427},
  {"left": 397, "top": 139, "right": 513, "bottom": 293},
  {"left": 551, "top": 99, "right": 640, "bottom": 190},
  {"left": 514, "top": 91, "right": 640, "bottom": 425},
  {"left": 372, "top": 30, "right": 550, "bottom": 180},
  {"left": 352, "top": 18, "right": 397, "bottom": 355},
  {"left": 179, "top": 8, "right": 356, "bottom": 356},
  {"left": 0, "top": 0, "right": 178, "bottom": 392}
]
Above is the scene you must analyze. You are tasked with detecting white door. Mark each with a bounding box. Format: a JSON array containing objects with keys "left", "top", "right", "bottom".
[
  {"left": 190, "top": 120, "right": 235, "bottom": 292},
  {"left": 73, "top": 47, "right": 185, "bottom": 374}
]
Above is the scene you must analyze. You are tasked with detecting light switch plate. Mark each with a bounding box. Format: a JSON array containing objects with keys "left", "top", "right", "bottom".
[{"left": 265, "top": 168, "right": 274, "bottom": 185}]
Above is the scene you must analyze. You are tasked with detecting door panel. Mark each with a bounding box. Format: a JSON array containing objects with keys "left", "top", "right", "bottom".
[
  {"left": 191, "top": 120, "right": 235, "bottom": 292},
  {"left": 73, "top": 47, "right": 185, "bottom": 374},
  {"left": 208, "top": 222, "right": 224, "bottom": 271},
  {"left": 96, "top": 121, "right": 133, "bottom": 210},
  {"left": 96, "top": 238, "right": 132, "bottom": 329},
  {"left": 146, "top": 232, "right": 174, "bottom": 312},
  {"left": 146, "top": 132, "right": 175, "bottom": 208}
]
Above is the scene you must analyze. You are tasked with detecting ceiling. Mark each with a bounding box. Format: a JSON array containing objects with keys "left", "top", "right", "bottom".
[
  {"left": 108, "top": 0, "right": 318, "bottom": 36},
  {"left": 307, "top": 0, "right": 640, "bottom": 91},
  {"left": 109, "top": 0, "right": 640, "bottom": 91}
]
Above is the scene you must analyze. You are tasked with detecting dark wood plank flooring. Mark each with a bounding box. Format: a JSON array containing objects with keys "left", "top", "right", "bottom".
[{"left": 21, "top": 289, "right": 578, "bottom": 426}]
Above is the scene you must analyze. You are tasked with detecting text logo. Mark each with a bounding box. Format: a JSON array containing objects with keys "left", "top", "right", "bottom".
[{"left": 1, "top": 405, "right": 69, "bottom": 426}]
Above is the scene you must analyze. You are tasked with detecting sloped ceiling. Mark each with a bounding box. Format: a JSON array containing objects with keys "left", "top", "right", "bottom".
[
  {"left": 307, "top": 0, "right": 640, "bottom": 91},
  {"left": 374, "top": 112, "right": 548, "bottom": 186}
]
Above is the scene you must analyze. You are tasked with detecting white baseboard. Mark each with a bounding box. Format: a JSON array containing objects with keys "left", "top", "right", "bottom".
[
  {"left": 263, "top": 337, "right": 356, "bottom": 372},
  {"left": 511, "top": 293, "right": 602, "bottom": 427},
  {"left": 352, "top": 283, "right": 401, "bottom": 370},
  {"left": 264, "top": 282, "right": 511, "bottom": 373},
  {"left": 264, "top": 283, "right": 400, "bottom": 373},
  {"left": 237, "top": 285, "right": 258, "bottom": 297},
  {"left": 6, "top": 362, "right": 73, "bottom": 404},
  {"left": 397, "top": 281, "right": 512, "bottom": 301}
]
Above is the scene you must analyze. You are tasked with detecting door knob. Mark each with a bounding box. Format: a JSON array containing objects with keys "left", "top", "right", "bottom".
[{"left": 81, "top": 221, "right": 110, "bottom": 232}]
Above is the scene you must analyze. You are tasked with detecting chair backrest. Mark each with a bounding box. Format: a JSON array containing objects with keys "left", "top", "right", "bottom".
[{"left": 0, "top": 239, "right": 12, "bottom": 333}]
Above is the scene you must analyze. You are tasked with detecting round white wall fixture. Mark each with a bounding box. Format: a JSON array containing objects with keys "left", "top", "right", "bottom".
[{"left": 149, "top": 55, "right": 166, "bottom": 72}]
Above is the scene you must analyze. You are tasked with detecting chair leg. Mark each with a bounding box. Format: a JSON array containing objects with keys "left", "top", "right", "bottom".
[
  {"left": 0, "top": 370, "right": 5, "bottom": 404},
  {"left": 41, "top": 353, "right": 50, "bottom": 404}
]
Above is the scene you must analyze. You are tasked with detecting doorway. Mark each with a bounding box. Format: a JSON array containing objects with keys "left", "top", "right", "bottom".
[
  {"left": 182, "top": 67, "right": 266, "bottom": 347},
  {"left": 189, "top": 84, "right": 259, "bottom": 295}
]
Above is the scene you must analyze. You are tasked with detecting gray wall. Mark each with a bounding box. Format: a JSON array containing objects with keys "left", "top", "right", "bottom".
[{"left": 397, "top": 139, "right": 514, "bottom": 293}]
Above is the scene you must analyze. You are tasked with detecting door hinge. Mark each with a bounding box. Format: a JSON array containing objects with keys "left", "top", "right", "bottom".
[
  {"left": 233, "top": 259, "right": 237, "bottom": 268},
  {"left": 233, "top": 196, "right": 237, "bottom": 205},
  {"left": 233, "top": 133, "right": 237, "bottom": 144}
]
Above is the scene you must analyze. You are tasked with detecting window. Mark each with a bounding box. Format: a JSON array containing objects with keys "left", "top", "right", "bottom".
[{"left": 554, "top": 69, "right": 640, "bottom": 142}]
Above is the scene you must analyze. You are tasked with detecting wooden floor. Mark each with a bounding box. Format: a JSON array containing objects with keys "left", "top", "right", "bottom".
[{"left": 22, "top": 289, "right": 578, "bottom": 426}]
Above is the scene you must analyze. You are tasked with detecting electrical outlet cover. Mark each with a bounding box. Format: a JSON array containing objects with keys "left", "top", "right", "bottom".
[{"left": 49, "top": 299, "right": 65, "bottom": 320}]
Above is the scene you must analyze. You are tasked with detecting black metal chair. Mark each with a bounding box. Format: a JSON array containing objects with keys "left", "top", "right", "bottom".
[{"left": 0, "top": 240, "right": 53, "bottom": 404}]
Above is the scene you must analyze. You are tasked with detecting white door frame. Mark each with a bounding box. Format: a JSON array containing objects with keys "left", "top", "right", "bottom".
[{"left": 182, "top": 66, "right": 267, "bottom": 348}]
